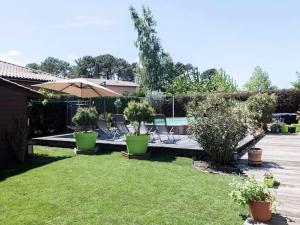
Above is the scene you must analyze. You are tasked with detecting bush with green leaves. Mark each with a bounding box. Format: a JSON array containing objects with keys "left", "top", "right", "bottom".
[
  {"left": 124, "top": 101, "right": 155, "bottom": 135},
  {"left": 246, "top": 93, "right": 277, "bottom": 133},
  {"left": 114, "top": 98, "right": 122, "bottom": 113},
  {"left": 230, "top": 177, "right": 275, "bottom": 207},
  {"left": 187, "top": 94, "right": 247, "bottom": 164},
  {"left": 145, "top": 90, "right": 165, "bottom": 113},
  {"left": 72, "top": 107, "right": 98, "bottom": 131}
]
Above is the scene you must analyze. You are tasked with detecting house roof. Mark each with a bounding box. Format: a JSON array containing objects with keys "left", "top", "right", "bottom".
[
  {"left": 0, "top": 77, "right": 42, "bottom": 98},
  {"left": 86, "top": 78, "right": 139, "bottom": 87},
  {"left": 0, "top": 60, "right": 63, "bottom": 82}
]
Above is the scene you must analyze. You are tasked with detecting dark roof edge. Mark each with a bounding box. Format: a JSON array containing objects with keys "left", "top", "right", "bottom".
[{"left": 0, "top": 77, "right": 42, "bottom": 98}]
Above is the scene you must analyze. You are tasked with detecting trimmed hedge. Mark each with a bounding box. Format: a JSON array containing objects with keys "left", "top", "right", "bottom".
[
  {"left": 161, "top": 89, "right": 300, "bottom": 117},
  {"left": 28, "top": 88, "right": 300, "bottom": 136}
]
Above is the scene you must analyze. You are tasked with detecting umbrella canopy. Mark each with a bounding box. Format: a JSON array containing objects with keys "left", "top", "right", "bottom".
[{"left": 33, "top": 78, "right": 120, "bottom": 98}]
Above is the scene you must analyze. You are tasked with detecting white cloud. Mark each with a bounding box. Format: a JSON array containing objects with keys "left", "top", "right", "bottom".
[
  {"left": 7, "top": 50, "right": 21, "bottom": 56},
  {"left": 64, "top": 16, "right": 114, "bottom": 28},
  {"left": 0, "top": 50, "right": 25, "bottom": 66}
]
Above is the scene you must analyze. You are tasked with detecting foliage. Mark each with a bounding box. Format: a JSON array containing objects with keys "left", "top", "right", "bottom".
[
  {"left": 1, "top": 117, "right": 28, "bottom": 163},
  {"left": 264, "top": 171, "right": 275, "bottom": 179},
  {"left": 230, "top": 177, "right": 275, "bottom": 207},
  {"left": 0, "top": 146, "right": 246, "bottom": 225},
  {"left": 145, "top": 90, "right": 165, "bottom": 113},
  {"left": 130, "top": 6, "right": 173, "bottom": 91},
  {"left": 72, "top": 107, "right": 98, "bottom": 131},
  {"left": 114, "top": 98, "right": 122, "bottom": 113},
  {"left": 27, "top": 57, "right": 73, "bottom": 77},
  {"left": 246, "top": 93, "right": 277, "bottom": 133},
  {"left": 187, "top": 95, "right": 247, "bottom": 164},
  {"left": 243, "top": 66, "right": 277, "bottom": 92},
  {"left": 164, "top": 68, "right": 237, "bottom": 94},
  {"left": 124, "top": 101, "right": 155, "bottom": 135},
  {"left": 291, "top": 71, "right": 300, "bottom": 89}
]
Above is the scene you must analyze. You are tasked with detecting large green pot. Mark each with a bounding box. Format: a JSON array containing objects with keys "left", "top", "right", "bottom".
[
  {"left": 74, "top": 131, "right": 98, "bottom": 150},
  {"left": 291, "top": 124, "right": 300, "bottom": 133},
  {"left": 125, "top": 134, "right": 150, "bottom": 155},
  {"left": 280, "top": 125, "right": 289, "bottom": 133}
]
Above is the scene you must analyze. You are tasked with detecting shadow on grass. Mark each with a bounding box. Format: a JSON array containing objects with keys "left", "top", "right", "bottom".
[
  {"left": 148, "top": 152, "right": 177, "bottom": 162},
  {"left": 0, "top": 154, "right": 72, "bottom": 182},
  {"left": 242, "top": 213, "right": 291, "bottom": 225}
]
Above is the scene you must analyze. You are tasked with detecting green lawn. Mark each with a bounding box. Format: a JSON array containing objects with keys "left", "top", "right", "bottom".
[{"left": 0, "top": 146, "right": 246, "bottom": 225}]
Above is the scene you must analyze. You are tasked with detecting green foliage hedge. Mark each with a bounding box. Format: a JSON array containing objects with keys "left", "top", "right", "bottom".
[{"left": 162, "top": 89, "right": 300, "bottom": 117}]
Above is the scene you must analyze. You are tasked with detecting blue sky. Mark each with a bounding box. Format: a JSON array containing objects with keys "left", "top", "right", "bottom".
[{"left": 0, "top": 0, "right": 299, "bottom": 88}]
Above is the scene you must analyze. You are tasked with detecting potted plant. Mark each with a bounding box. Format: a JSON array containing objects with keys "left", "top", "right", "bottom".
[
  {"left": 264, "top": 171, "right": 276, "bottom": 188},
  {"left": 230, "top": 177, "right": 276, "bottom": 222},
  {"left": 72, "top": 107, "right": 98, "bottom": 151},
  {"left": 123, "top": 101, "right": 155, "bottom": 155},
  {"left": 246, "top": 94, "right": 277, "bottom": 166}
]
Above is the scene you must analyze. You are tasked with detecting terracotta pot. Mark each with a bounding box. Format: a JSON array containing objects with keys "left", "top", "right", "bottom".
[
  {"left": 249, "top": 201, "right": 272, "bottom": 222},
  {"left": 248, "top": 148, "right": 262, "bottom": 166}
]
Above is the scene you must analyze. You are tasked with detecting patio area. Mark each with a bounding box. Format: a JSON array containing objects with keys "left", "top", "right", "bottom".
[
  {"left": 33, "top": 132, "right": 255, "bottom": 156},
  {"left": 238, "top": 134, "right": 300, "bottom": 224}
]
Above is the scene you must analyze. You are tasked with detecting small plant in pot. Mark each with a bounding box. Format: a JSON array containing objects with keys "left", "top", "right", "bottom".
[
  {"left": 246, "top": 94, "right": 277, "bottom": 166},
  {"left": 72, "top": 107, "right": 98, "bottom": 151},
  {"left": 230, "top": 177, "right": 276, "bottom": 222},
  {"left": 123, "top": 101, "right": 155, "bottom": 155},
  {"left": 264, "top": 171, "right": 276, "bottom": 188}
]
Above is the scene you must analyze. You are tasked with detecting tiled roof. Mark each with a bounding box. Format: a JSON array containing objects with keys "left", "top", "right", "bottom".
[
  {"left": 0, "top": 60, "right": 63, "bottom": 82},
  {"left": 87, "top": 78, "right": 139, "bottom": 87}
]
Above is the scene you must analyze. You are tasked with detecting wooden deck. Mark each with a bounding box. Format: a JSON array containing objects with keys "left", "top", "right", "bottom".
[
  {"left": 238, "top": 134, "right": 300, "bottom": 225},
  {"left": 33, "top": 133, "right": 254, "bottom": 157}
]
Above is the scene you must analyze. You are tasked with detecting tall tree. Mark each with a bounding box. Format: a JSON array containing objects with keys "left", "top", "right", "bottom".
[
  {"left": 26, "top": 57, "right": 73, "bottom": 77},
  {"left": 130, "top": 6, "right": 168, "bottom": 91},
  {"left": 291, "top": 71, "right": 300, "bottom": 88},
  {"left": 164, "top": 68, "right": 237, "bottom": 94},
  {"left": 73, "top": 54, "right": 135, "bottom": 81},
  {"left": 243, "top": 66, "right": 276, "bottom": 92},
  {"left": 74, "top": 56, "right": 96, "bottom": 78}
]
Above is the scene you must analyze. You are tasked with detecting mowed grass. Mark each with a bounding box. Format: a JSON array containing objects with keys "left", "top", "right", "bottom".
[{"left": 0, "top": 146, "right": 246, "bottom": 225}]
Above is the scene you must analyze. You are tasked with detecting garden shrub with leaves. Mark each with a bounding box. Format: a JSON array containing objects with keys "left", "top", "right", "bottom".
[
  {"left": 246, "top": 93, "right": 277, "bottom": 132},
  {"left": 72, "top": 107, "right": 98, "bottom": 131},
  {"left": 230, "top": 177, "right": 275, "bottom": 207},
  {"left": 124, "top": 101, "right": 155, "bottom": 135},
  {"left": 145, "top": 90, "right": 165, "bottom": 113},
  {"left": 187, "top": 94, "right": 247, "bottom": 164}
]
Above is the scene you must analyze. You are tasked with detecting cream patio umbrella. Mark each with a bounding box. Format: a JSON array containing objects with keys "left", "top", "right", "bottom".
[{"left": 33, "top": 78, "right": 120, "bottom": 98}]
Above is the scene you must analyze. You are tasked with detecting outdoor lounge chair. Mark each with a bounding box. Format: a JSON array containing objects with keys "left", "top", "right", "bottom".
[
  {"left": 97, "top": 119, "right": 116, "bottom": 139},
  {"left": 153, "top": 114, "right": 175, "bottom": 143},
  {"left": 112, "top": 114, "right": 130, "bottom": 138}
]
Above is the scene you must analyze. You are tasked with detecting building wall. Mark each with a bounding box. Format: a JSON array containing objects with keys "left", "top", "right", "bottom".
[
  {"left": 106, "top": 85, "right": 137, "bottom": 94},
  {"left": 0, "top": 85, "right": 27, "bottom": 166}
]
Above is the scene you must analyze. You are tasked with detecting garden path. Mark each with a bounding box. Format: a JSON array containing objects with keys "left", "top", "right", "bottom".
[{"left": 239, "top": 134, "right": 300, "bottom": 225}]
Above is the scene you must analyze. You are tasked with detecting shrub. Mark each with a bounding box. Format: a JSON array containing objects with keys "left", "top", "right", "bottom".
[
  {"left": 145, "top": 90, "right": 165, "bottom": 113},
  {"left": 187, "top": 94, "right": 247, "bottom": 164},
  {"left": 114, "top": 98, "right": 122, "bottom": 114},
  {"left": 230, "top": 177, "right": 275, "bottom": 207},
  {"left": 1, "top": 117, "right": 28, "bottom": 163},
  {"left": 246, "top": 93, "right": 277, "bottom": 133},
  {"left": 124, "top": 101, "right": 155, "bottom": 135},
  {"left": 72, "top": 107, "right": 98, "bottom": 131}
]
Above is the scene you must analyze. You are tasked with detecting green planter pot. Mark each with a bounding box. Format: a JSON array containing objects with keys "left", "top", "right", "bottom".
[
  {"left": 291, "top": 124, "right": 300, "bottom": 133},
  {"left": 264, "top": 177, "right": 275, "bottom": 188},
  {"left": 74, "top": 131, "right": 98, "bottom": 151},
  {"left": 280, "top": 125, "right": 289, "bottom": 133},
  {"left": 125, "top": 134, "right": 150, "bottom": 155}
]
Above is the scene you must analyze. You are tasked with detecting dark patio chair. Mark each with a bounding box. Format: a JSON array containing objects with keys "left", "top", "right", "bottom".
[
  {"left": 112, "top": 114, "right": 130, "bottom": 138},
  {"left": 97, "top": 119, "right": 116, "bottom": 139},
  {"left": 153, "top": 114, "right": 175, "bottom": 143}
]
